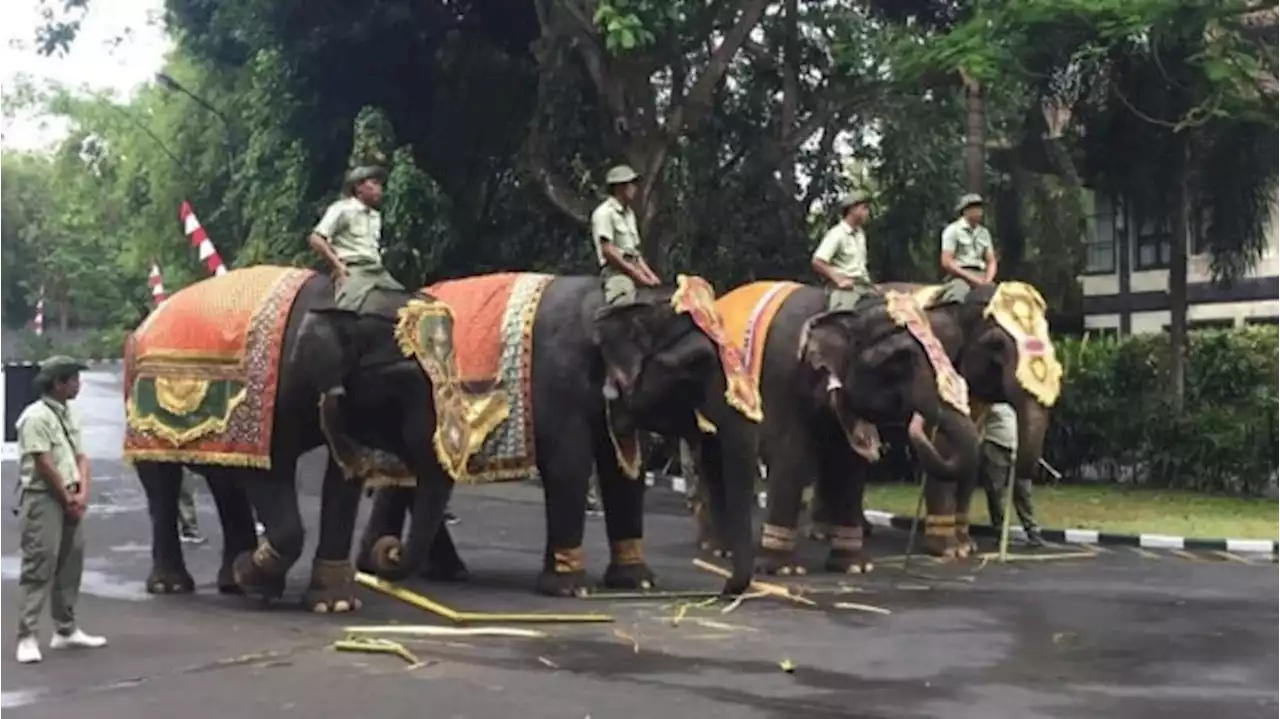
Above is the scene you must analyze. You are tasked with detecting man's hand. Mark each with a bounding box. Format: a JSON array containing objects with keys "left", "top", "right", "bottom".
[
  {"left": 835, "top": 275, "right": 855, "bottom": 290},
  {"left": 64, "top": 494, "right": 86, "bottom": 521},
  {"left": 332, "top": 263, "right": 349, "bottom": 284}
]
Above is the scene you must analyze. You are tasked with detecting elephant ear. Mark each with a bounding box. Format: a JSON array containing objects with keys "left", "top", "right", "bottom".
[{"left": 798, "top": 311, "right": 854, "bottom": 390}]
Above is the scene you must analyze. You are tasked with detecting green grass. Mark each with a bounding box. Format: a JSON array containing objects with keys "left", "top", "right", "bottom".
[{"left": 864, "top": 483, "right": 1279, "bottom": 540}]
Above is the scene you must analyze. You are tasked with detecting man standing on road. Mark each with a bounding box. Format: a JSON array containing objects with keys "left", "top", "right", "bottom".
[
  {"left": 811, "top": 192, "right": 877, "bottom": 311},
  {"left": 13, "top": 356, "right": 108, "bottom": 664},
  {"left": 979, "top": 403, "right": 1045, "bottom": 547},
  {"left": 938, "top": 193, "right": 998, "bottom": 304},
  {"left": 177, "top": 472, "right": 207, "bottom": 544}
]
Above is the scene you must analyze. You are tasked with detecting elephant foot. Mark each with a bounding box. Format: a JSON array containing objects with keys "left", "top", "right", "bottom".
[
  {"left": 825, "top": 525, "right": 872, "bottom": 574},
  {"left": 757, "top": 523, "right": 805, "bottom": 575},
  {"left": 605, "top": 540, "right": 655, "bottom": 590},
  {"left": 535, "top": 569, "right": 591, "bottom": 598},
  {"left": 755, "top": 549, "right": 808, "bottom": 576},
  {"left": 145, "top": 568, "right": 195, "bottom": 595},
  {"left": 922, "top": 515, "right": 959, "bottom": 559},
  {"left": 217, "top": 563, "right": 244, "bottom": 595},
  {"left": 538, "top": 546, "right": 590, "bottom": 597},
  {"left": 305, "top": 559, "right": 363, "bottom": 614},
  {"left": 954, "top": 515, "right": 977, "bottom": 558},
  {"left": 231, "top": 544, "right": 288, "bottom": 601},
  {"left": 825, "top": 549, "right": 875, "bottom": 574}
]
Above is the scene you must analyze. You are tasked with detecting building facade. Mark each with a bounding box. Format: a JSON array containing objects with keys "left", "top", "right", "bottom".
[{"left": 1078, "top": 192, "right": 1279, "bottom": 335}]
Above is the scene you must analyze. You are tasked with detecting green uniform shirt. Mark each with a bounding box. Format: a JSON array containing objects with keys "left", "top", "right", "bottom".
[
  {"left": 941, "top": 218, "right": 993, "bottom": 271},
  {"left": 590, "top": 197, "right": 642, "bottom": 268},
  {"left": 313, "top": 197, "right": 385, "bottom": 267},
  {"left": 16, "top": 396, "right": 83, "bottom": 491},
  {"left": 981, "top": 402, "right": 1018, "bottom": 451},
  {"left": 813, "top": 220, "right": 869, "bottom": 281}
]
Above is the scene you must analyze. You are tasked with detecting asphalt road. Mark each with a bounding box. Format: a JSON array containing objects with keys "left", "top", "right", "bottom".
[{"left": 1, "top": 368, "right": 1276, "bottom": 719}]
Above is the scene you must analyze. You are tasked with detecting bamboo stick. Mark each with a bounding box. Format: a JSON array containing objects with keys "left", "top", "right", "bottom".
[
  {"left": 353, "top": 572, "right": 614, "bottom": 624},
  {"left": 691, "top": 559, "right": 818, "bottom": 607}
]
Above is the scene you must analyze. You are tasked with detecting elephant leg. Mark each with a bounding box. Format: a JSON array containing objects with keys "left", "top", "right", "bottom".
[
  {"left": 816, "top": 443, "right": 873, "bottom": 575},
  {"left": 596, "top": 427, "right": 656, "bottom": 591},
  {"left": 138, "top": 462, "right": 195, "bottom": 594},
  {"left": 356, "top": 486, "right": 412, "bottom": 574},
  {"left": 533, "top": 417, "right": 594, "bottom": 597},
  {"left": 921, "top": 475, "right": 959, "bottom": 559},
  {"left": 231, "top": 467, "right": 304, "bottom": 601},
  {"left": 693, "top": 436, "right": 729, "bottom": 557},
  {"left": 755, "top": 425, "right": 816, "bottom": 576},
  {"left": 304, "top": 457, "right": 365, "bottom": 613},
  {"left": 201, "top": 468, "right": 256, "bottom": 595},
  {"left": 952, "top": 469, "right": 979, "bottom": 559},
  {"left": 395, "top": 484, "right": 470, "bottom": 582}
]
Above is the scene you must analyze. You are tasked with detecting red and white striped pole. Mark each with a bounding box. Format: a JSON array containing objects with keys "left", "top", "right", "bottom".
[
  {"left": 33, "top": 285, "right": 44, "bottom": 336},
  {"left": 179, "top": 201, "right": 227, "bottom": 277},
  {"left": 148, "top": 263, "right": 167, "bottom": 306}
]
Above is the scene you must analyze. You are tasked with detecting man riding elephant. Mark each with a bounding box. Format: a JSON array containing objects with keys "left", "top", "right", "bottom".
[
  {"left": 811, "top": 191, "right": 879, "bottom": 312},
  {"left": 593, "top": 164, "right": 662, "bottom": 308},
  {"left": 938, "top": 193, "right": 997, "bottom": 304},
  {"left": 306, "top": 165, "right": 406, "bottom": 462}
]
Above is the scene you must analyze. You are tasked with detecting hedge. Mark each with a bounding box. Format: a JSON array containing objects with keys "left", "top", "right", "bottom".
[{"left": 1045, "top": 326, "right": 1279, "bottom": 497}]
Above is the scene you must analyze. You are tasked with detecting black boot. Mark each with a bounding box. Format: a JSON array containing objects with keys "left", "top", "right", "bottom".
[{"left": 1023, "top": 527, "right": 1046, "bottom": 548}]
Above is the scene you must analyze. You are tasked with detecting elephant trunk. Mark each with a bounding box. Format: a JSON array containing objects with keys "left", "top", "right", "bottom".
[
  {"left": 907, "top": 405, "right": 980, "bottom": 482},
  {"left": 1014, "top": 400, "right": 1050, "bottom": 480},
  {"left": 698, "top": 401, "right": 757, "bottom": 596}
]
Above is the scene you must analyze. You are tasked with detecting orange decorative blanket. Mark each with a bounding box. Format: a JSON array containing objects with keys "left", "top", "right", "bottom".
[
  {"left": 426, "top": 272, "right": 556, "bottom": 481},
  {"left": 124, "top": 266, "right": 315, "bottom": 468},
  {"left": 670, "top": 275, "right": 764, "bottom": 422},
  {"left": 715, "top": 281, "right": 803, "bottom": 402}
]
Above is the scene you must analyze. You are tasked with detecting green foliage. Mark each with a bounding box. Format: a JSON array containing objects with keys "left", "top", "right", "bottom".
[{"left": 1046, "top": 327, "right": 1279, "bottom": 496}]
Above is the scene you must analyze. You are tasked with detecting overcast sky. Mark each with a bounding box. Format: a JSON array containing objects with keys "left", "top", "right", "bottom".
[{"left": 2, "top": 0, "right": 171, "bottom": 151}]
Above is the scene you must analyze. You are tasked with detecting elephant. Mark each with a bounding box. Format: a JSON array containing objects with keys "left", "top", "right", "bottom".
[
  {"left": 128, "top": 271, "right": 453, "bottom": 612},
  {"left": 705, "top": 283, "right": 982, "bottom": 576},
  {"left": 359, "top": 275, "right": 761, "bottom": 598},
  {"left": 879, "top": 281, "right": 1060, "bottom": 556}
]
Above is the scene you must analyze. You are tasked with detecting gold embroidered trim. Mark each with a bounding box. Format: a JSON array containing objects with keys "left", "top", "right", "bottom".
[
  {"left": 610, "top": 539, "right": 646, "bottom": 566},
  {"left": 553, "top": 547, "right": 586, "bottom": 574},
  {"left": 761, "top": 522, "right": 798, "bottom": 551},
  {"left": 154, "top": 376, "right": 212, "bottom": 416},
  {"left": 983, "top": 282, "right": 1063, "bottom": 407},
  {"left": 924, "top": 514, "right": 956, "bottom": 537},
  {"left": 604, "top": 401, "right": 643, "bottom": 480}
]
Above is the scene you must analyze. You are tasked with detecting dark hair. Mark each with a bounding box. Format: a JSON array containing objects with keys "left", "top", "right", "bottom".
[{"left": 37, "top": 369, "right": 78, "bottom": 394}]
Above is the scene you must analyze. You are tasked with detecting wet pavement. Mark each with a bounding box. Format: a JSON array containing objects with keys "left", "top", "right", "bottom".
[{"left": 1, "top": 368, "right": 1277, "bottom": 719}]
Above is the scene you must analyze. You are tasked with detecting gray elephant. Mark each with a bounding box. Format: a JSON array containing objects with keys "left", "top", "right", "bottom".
[
  {"left": 879, "top": 280, "right": 1062, "bottom": 556},
  {"left": 703, "top": 281, "right": 981, "bottom": 575},
  {"left": 359, "top": 273, "right": 761, "bottom": 597},
  {"left": 125, "top": 267, "right": 463, "bottom": 612}
]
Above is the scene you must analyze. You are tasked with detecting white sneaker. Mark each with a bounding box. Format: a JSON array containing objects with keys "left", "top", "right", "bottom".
[
  {"left": 15, "top": 637, "right": 42, "bottom": 663},
  {"left": 49, "top": 629, "right": 107, "bottom": 649}
]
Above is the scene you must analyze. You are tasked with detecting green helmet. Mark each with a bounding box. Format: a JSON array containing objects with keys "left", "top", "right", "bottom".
[
  {"left": 34, "top": 355, "right": 88, "bottom": 388},
  {"left": 955, "top": 193, "right": 984, "bottom": 214},
  {"left": 838, "top": 191, "right": 871, "bottom": 211},
  {"left": 343, "top": 166, "right": 388, "bottom": 194},
  {"left": 605, "top": 164, "right": 640, "bottom": 186}
]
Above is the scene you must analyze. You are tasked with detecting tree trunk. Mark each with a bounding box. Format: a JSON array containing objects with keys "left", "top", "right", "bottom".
[
  {"left": 962, "top": 73, "right": 985, "bottom": 194},
  {"left": 1168, "top": 139, "right": 1190, "bottom": 411}
]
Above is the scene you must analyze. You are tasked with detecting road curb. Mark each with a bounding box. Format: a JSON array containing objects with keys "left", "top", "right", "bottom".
[
  {"left": 863, "top": 509, "right": 1279, "bottom": 555},
  {"left": 1, "top": 358, "right": 125, "bottom": 367}
]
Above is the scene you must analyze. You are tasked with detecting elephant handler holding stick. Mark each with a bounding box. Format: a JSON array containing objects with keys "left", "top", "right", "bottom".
[
  {"left": 591, "top": 164, "right": 661, "bottom": 400},
  {"left": 979, "top": 403, "right": 1045, "bottom": 548},
  {"left": 811, "top": 192, "right": 878, "bottom": 312},
  {"left": 938, "top": 193, "right": 998, "bottom": 304}
]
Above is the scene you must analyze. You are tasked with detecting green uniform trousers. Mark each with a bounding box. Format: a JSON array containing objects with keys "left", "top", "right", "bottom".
[
  {"left": 826, "top": 278, "right": 877, "bottom": 312},
  {"left": 335, "top": 264, "right": 405, "bottom": 312},
  {"left": 601, "top": 266, "right": 638, "bottom": 306},
  {"left": 979, "top": 441, "right": 1039, "bottom": 532},
  {"left": 937, "top": 276, "right": 977, "bottom": 305},
  {"left": 15, "top": 488, "right": 85, "bottom": 639},
  {"left": 178, "top": 473, "right": 199, "bottom": 532}
]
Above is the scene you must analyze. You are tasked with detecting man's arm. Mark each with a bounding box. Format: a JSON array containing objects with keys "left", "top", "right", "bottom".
[
  {"left": 601, "top": 242, "right": 654, "bottom": 285},
  {"left": 635, "top": 257, "right": 661, "bottom": 286},
  {"left": 309, "top": 204, "right": 348, "bottom": 279},
  {"left": 982, "top": 246, "right": 999, "bottom": 284},
  {"left": 812, "top": 229, "right": 853, "bottom": 288}
]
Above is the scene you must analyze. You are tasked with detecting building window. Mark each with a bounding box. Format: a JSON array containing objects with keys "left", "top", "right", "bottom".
[
  {"left": 1135, "top": 216, "right": 1172, "bottom": 270},
  {"left": 1188, "top": 318, "right": 1235, "bottom": 331},
  {"left": 1246, "top": 316, "right": 1278, "bottom": 326},
  {"left": 1081, "top": 192, "right": 1116, "bottom": 274}
]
